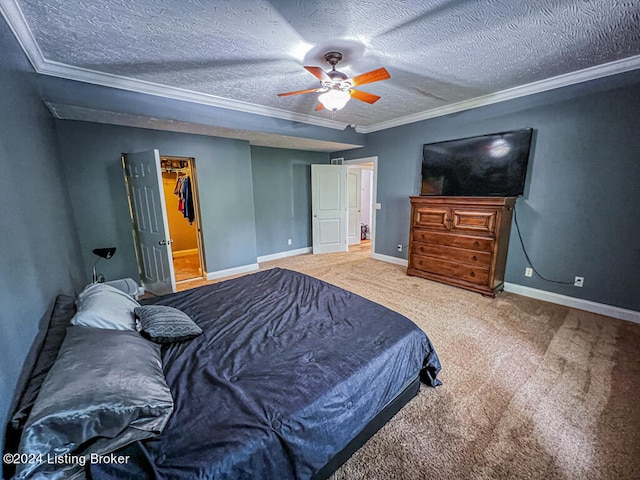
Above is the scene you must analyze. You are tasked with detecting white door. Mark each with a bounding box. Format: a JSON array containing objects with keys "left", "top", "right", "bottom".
[
  {"left": 311, "top": 165, "right": 348, "bottom": 254},
  {"left": 347, "top": 167, "right": 362, "bottom": 245},
  {"left": 123, "top": 150, "right": 176, "bottom": 296}
]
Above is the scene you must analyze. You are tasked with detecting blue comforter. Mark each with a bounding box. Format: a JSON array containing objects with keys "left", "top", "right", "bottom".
[{"left": 92, "top": 268, "right": 441, "bottom": 479}]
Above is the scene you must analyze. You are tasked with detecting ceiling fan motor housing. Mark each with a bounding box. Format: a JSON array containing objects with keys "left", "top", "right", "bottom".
[
  {"left": 327, "top": 70, "right": 348, "bottom": 81},
  {"left": 323, "top": 52, "right": 349, "bottom": 88}
]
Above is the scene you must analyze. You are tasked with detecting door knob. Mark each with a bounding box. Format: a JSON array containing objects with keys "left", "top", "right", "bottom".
[{"left": 159, "top": 239, "right": 174, "bottom": 245}]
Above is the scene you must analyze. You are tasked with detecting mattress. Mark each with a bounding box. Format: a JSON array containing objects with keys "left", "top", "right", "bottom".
[{"left": 8, "top": 267, "right": 441, "bottom": 479}]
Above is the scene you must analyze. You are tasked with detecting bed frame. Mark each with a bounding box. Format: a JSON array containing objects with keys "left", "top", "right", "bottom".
[{"left": 313, "top": 375, "right": 420, "bottom": 479}]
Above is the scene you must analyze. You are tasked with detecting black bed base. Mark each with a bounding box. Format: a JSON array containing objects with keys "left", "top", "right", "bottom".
[
  {"left": 6, "top": 376, "right": 421, "bottom": 480},
  {"left": 312, "top": 375, "right": 421, "bottom": 480}
]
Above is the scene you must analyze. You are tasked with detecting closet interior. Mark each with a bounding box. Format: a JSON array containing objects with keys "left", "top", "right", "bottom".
[{"left": 160, "top": 156, "right": 204, "bottom": 283}]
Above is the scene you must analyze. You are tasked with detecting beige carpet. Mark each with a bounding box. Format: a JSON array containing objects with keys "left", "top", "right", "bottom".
[{"left": 182, "top": 249, "right": 640, "bottom": 480}]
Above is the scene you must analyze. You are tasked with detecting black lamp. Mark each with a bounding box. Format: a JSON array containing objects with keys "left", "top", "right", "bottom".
[{"left": 92, "top": 247, "right": 116, "bottom": 283}]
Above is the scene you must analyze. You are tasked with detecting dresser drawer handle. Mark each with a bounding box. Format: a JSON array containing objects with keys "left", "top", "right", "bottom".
[
  {"left": 470, "top": 271, "right": 475, "bottom": 277},
  {"left": 474, "top": 241, "right": 480, "bottom": 247},
  {"left": 471, "top": 255, "right": 477, "bottom": 261}
]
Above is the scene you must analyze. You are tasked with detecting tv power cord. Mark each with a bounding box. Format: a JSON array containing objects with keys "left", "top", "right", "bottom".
[{"left": 513, "top": 205, "right": 574, "bottom": 286}]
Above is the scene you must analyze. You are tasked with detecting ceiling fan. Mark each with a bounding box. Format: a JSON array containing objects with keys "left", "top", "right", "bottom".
[{"left": 278, "top": 51, "right": 390, "bottom": 112}]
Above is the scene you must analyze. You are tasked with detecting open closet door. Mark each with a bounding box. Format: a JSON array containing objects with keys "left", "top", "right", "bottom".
[
  {"left": 311, "top": 164, "right": 348, "bottom": 254},
  {"left": 123, "top": 150, "right": 176, "bottom": 296}
]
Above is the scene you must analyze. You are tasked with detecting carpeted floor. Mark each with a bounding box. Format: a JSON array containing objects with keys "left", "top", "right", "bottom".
[{"left": 181, "top": 249, "right": 640, "bottom": 480}]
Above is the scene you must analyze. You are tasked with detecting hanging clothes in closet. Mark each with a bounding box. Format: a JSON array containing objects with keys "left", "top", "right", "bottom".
[
  {"left": 174, "top": 174, "right": 195, "bottom": 224},
  {"left": 182, "top": 175, "right": 194, "bottom": 224}
]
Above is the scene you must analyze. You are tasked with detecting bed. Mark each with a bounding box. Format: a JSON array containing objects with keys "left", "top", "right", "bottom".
[{"left": 6, "top": 268, "right": 441, "bottom": 479}]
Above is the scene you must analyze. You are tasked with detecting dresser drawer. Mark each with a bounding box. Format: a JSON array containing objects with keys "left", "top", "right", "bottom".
[
  {"left": 411, "top": 242, "right": 492, "bottom": 267},
  {"left": 450, "top": 208, "right": 497, "bottom": 234},
  {"left": 411, "top": 230, "right": 494, "bottom": 252},
  {"left": 412, "top": 206, "right": 449, "bottom": 230},
  {"left": 410, "top": 254, "right": 490, "bottom": 286}
]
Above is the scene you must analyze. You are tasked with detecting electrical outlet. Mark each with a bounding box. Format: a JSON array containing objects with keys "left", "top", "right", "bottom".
[
  {"left": 397, "top": 244, "right": 403, "bottom": 252},
  {"left": 574, "top": 276, "right": 584, "bottom": 287},
  {"left": 525, "top": 267, "right": 533, "bottom": 277},
  {"left": 287, "top": 238, "right": 292, "bottom": 245}
]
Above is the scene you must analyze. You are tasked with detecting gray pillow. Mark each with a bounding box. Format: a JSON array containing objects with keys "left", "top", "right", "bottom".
[
  {"left": 15, "top": 326, "right": 174, "bottom": 479},
  {"left": 135, "top": 305, "right": 202, "bottom": 344},
  {"left": 71, "top": 282, "right": 140, "bottom": 330}
]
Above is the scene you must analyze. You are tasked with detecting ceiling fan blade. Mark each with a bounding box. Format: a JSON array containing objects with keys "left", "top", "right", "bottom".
[
  {"left": 350, "top": 67, "right": 390, "bottom": 87},
  {"left": 315, "top": 103, "right": 324, "bottom": 111},
  {"left": 277, "top": 87, "right": 322, "bottom": 97},
  {"left": 350, "top": 89, "right": 381, "bottom": 104},
  {"left": 304, "top": 66, "right": 331, "bottom": 82}
]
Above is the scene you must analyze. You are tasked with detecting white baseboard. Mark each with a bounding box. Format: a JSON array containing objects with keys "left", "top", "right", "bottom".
[
  {"left": 504, "top": 283, "right": 640, "bottom": 324},
  {"left": 206, "top": 263, "right": 259, "bottom": 280},
  {"left": 372, "top": 253, "right": 639, "bottom": 324},
  {"left": 373, "top": 253, "right": 409, "bottom": 267},
  {"left": 172, "top": 248, "right": 199, "bottom": 258},
  {"left": 257, "top": 247, "right": 312, "bottom": 263}
]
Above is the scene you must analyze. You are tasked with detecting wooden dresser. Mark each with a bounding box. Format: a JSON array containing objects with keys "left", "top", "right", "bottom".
[{"left": 407, "top": 196, "right": 516, "bottom": 297}]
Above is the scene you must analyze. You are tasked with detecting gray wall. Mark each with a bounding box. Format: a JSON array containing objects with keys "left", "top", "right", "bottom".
[
  {"left": 54, "top": 121, "right": 259, "bottom": 282},
  {"left": 338, "top": 70, "right": 640, "bottom": 312},
  {"left": 0, "top": 20, "right": 85, "bottom": 462},
  {"left": 251, "top": 146, "right": 329, "bottom": 257}
]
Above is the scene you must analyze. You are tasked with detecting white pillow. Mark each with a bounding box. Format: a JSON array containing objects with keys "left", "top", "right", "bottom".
[{"left": 70, "top": 283, "right": 140, "bottom": 330}]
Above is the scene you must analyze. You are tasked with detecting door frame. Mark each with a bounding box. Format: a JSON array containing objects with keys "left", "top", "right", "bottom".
[
  {"left": 160, "top": 155, "right": 207, "bottom": 282},
  {"left": 343, "top": 156, "right": 378, "bottom": 256}
]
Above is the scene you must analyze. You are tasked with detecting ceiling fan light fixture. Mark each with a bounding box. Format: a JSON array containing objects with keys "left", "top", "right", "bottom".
[
  {"left": 277, "top": 50, "right": 389, "bottom": 111},
  {"left": 318, "top": 89, "right": 351, "bottom": 111}
]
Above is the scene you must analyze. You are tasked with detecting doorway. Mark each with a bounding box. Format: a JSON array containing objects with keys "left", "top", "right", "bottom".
[
  {"left": 159, "top": 156, "right": 205, "bottom": 283},
  {"left": 345, "top": 157, "right": 377, "bottom": 256},
  {"left": 310, "top": 156, "right": 377, "bottom": 256}
]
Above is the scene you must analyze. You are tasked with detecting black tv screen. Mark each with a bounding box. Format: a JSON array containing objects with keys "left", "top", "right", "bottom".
[{"left": 421, "top": 128, "right": 533, "bottom": 197}]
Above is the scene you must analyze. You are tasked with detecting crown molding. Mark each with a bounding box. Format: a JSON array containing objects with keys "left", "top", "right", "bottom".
[
  {"left": 0, "top": 0, "right": 349, "bottom": 131},
  {"left": 356, "top": 54, "right": 640, "bottom": 134},
  {"left": 0, "top": 0, "right": 45, "bottom": 66},
  {"left": 4, "top": 0, "right": 640, "bottom": 135},
  {"left": 37, "top": 59, "right": 350, "bottom": 130}
]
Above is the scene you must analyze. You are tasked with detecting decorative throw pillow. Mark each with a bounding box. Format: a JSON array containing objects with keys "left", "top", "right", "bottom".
[
  {"left": 71, "top": 282, "right": 140, "bottom": 330},
  {"left": 135, "top": 305, "right": 202, "bottom": 344},
  {"left": 15, "top": 326, "right": 174, "bottom": 479}
]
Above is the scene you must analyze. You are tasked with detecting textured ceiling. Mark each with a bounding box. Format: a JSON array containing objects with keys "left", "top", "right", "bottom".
[{"left": 4, "top": 0, "right": 640, "bottom": 136}]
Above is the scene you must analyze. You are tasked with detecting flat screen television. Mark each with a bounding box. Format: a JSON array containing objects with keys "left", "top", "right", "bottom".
[{"left": 420, "top": 128, "right": 533, "bottom": 197}]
